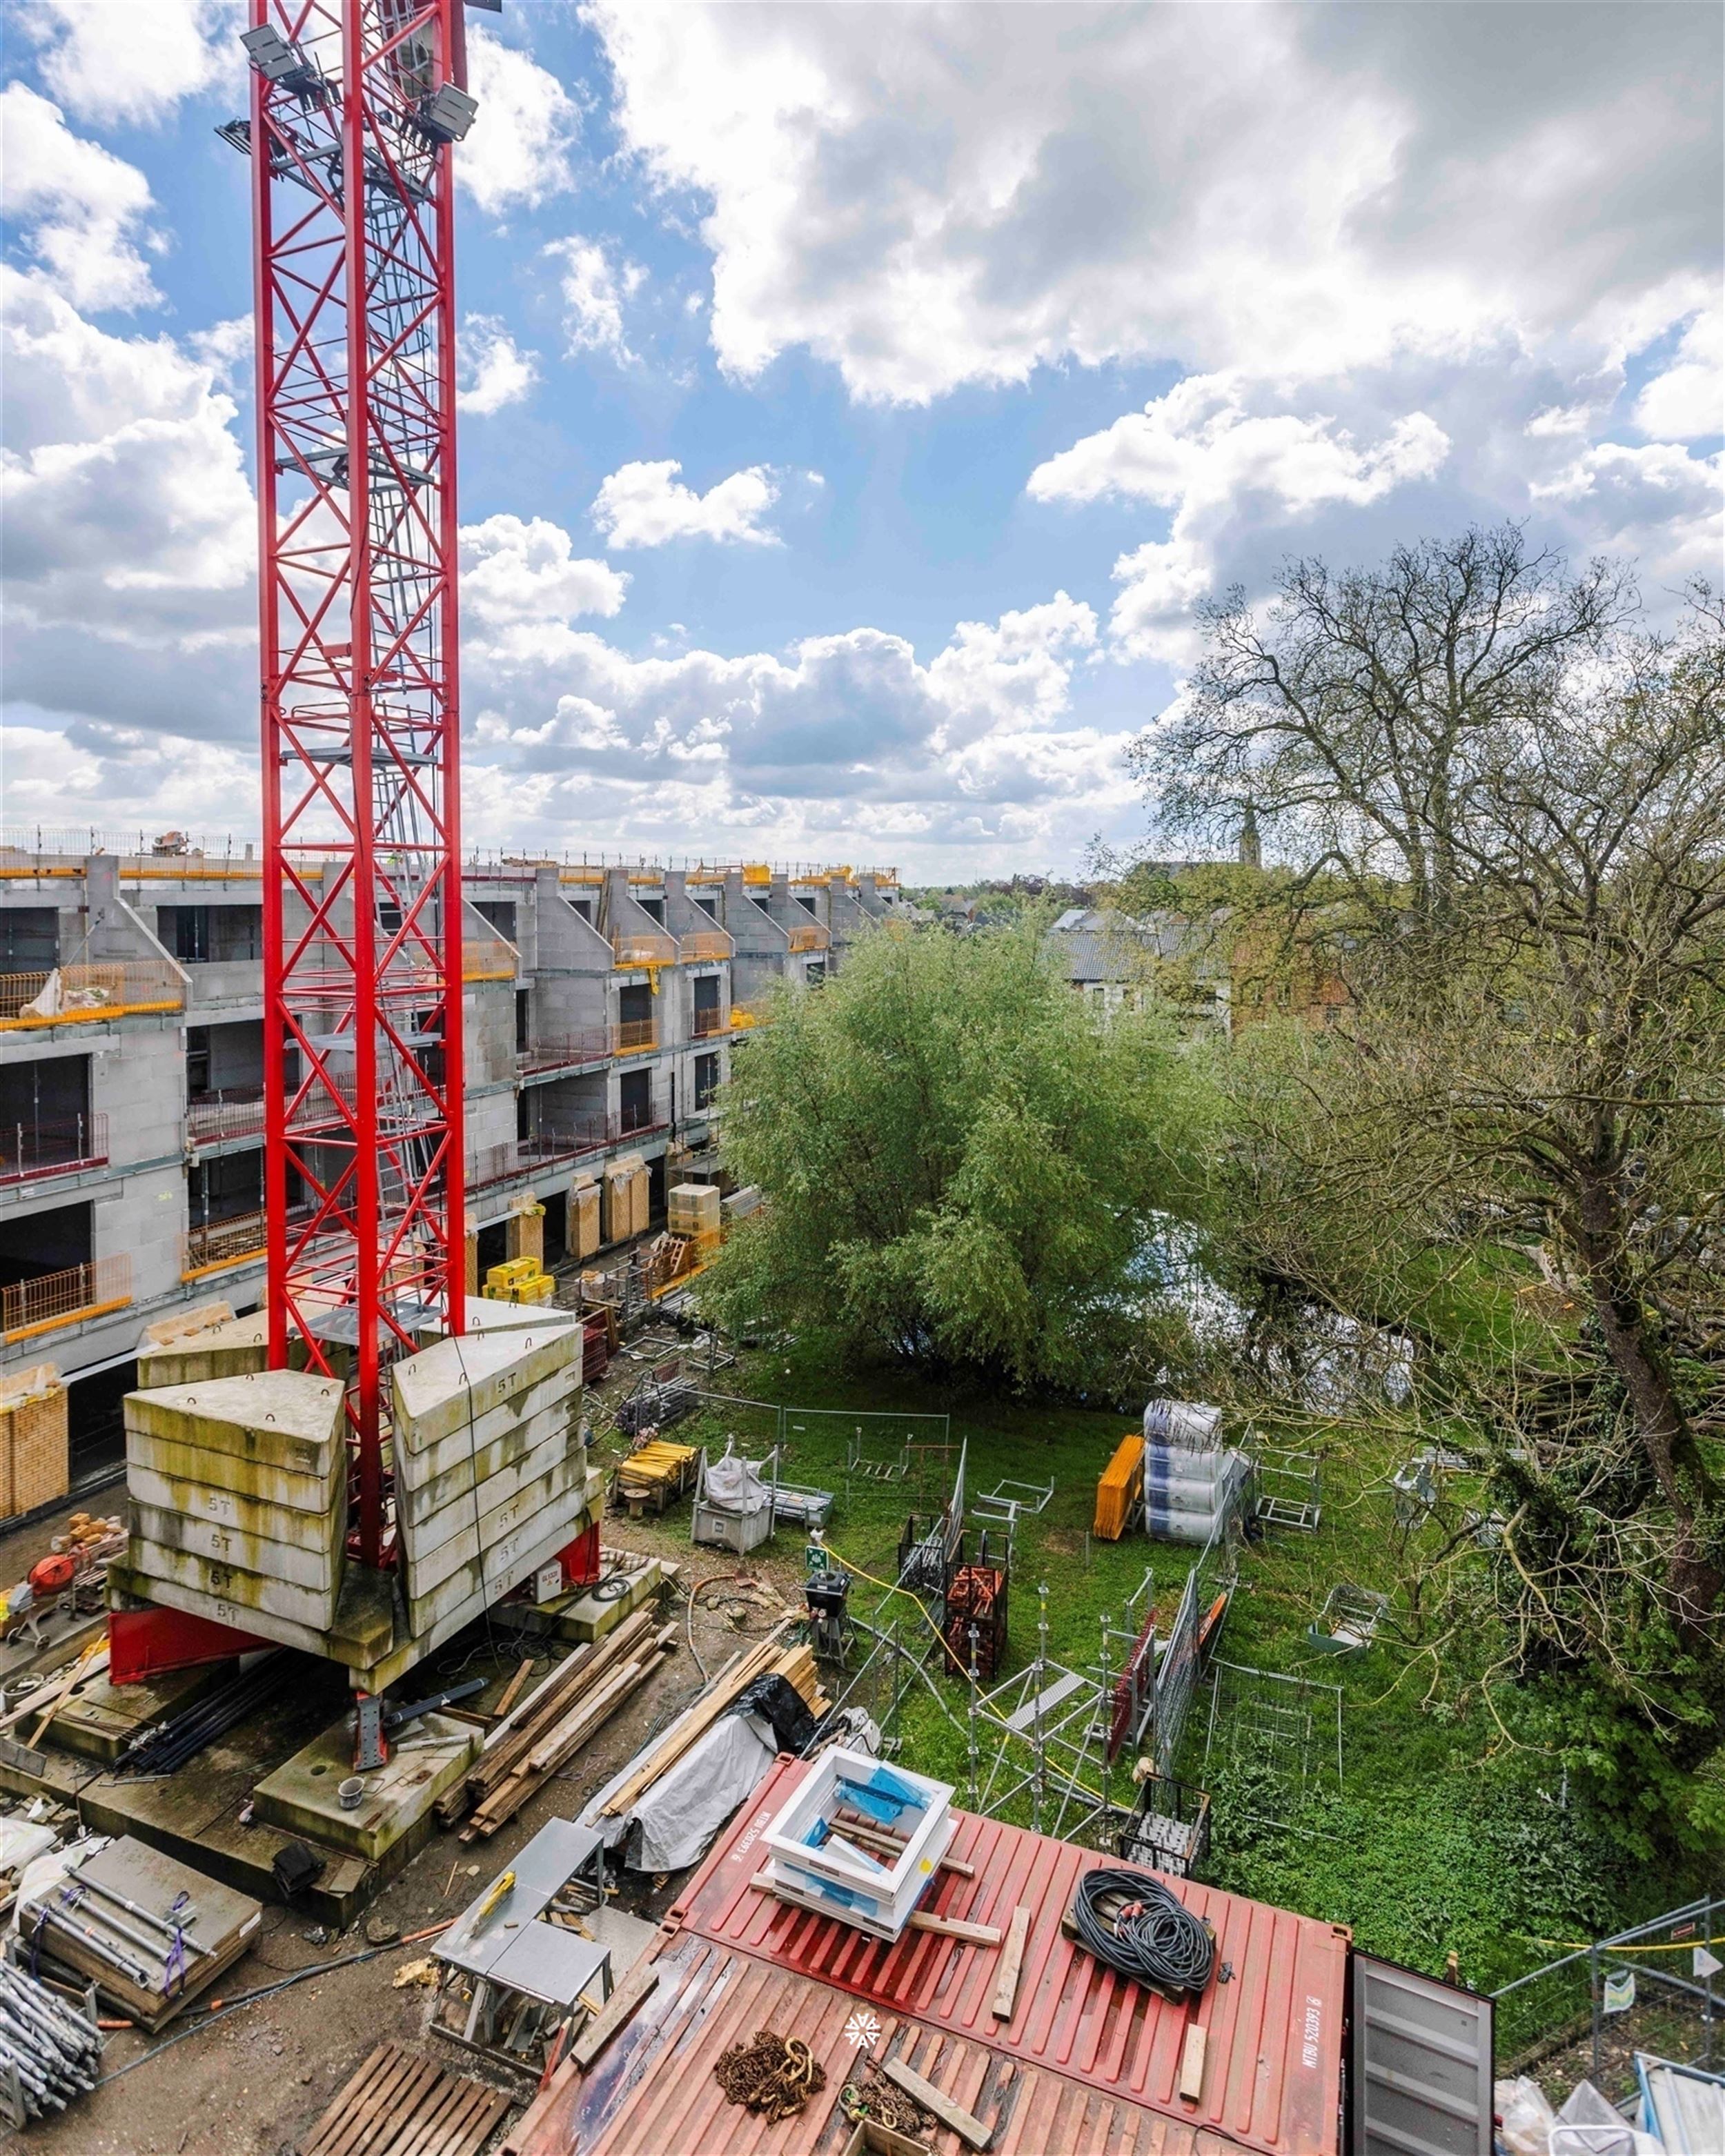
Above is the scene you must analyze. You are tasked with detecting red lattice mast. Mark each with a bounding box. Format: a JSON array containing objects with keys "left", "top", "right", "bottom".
[{"left": 248, "top": 1, "right": 471, "bottom": 1571}]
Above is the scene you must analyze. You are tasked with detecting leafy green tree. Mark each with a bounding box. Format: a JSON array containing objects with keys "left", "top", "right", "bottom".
[{"left": 698, "top": 918, "right": 1206, "bottom": 1391}]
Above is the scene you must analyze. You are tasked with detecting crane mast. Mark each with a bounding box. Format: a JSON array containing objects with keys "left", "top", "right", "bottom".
[{"left": 247, "top": 1, "right": 474, "bottom": 1572}]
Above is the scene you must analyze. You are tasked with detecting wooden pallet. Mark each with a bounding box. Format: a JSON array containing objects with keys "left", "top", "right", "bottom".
[{"left": 305, "top": 2042, "right": 511, "bottom": 2156}]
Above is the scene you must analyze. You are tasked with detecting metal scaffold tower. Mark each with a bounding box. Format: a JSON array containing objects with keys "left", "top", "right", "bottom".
[{"left": 245, "top": 1, "right": 478, "bottom": 1568}]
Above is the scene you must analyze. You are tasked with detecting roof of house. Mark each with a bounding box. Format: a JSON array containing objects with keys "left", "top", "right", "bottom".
[{"left": 533, "top": 1756, "right": 1349, "bottom": 2156}]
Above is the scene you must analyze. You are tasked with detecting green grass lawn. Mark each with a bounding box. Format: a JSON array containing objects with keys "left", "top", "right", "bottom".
[{"left": 589, "top": 1327, "right": 1673, "bottom": 2032}]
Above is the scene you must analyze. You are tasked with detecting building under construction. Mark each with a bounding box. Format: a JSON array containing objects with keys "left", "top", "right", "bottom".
[{"left": 0, "top": 840, "right": 900, "bottom": 1510}]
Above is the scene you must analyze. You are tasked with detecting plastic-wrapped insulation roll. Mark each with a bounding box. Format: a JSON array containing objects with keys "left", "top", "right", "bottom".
[{"left": 1069, "top": 1866, "right": 1216, "bottom": 1993}]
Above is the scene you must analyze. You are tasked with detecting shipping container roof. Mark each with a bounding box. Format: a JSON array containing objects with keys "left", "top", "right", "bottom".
[{"left": 531, "top": 1756, "right": 1348, "bottom": 2156}]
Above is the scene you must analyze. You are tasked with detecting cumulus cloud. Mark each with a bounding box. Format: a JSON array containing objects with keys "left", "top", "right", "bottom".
[
  {"left": 461, "top": 28, "right": 582, "bottom": 218},
  {"left": 545, "top": 236, "right": 643, "bottom": 362},
  {"left": 1030, "top": 373, "right": 1450, "bottom": 657},
  {"left": 460, "top": 515, "right": 629, "bottom": 626},
  {"left": 589, "top": 3, "right": 1719, "bottom": 404},
  {"left": 591, "top": 459, "right": 781, "bottom": 547},
  {"left": 1634, "top": 310, "right": 1724, "bottom": 440},
  {"left": 0, "top": 85, "right": 162, "bottom": 310},
  {"left": 457, "top": 315, "right": 539, "bottom": 416},
  {"left": 20, "top": 0, "right": 235, "bottom": 128}
]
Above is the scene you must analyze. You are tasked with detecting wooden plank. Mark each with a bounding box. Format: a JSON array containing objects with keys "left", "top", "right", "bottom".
[
  {"left": 431, "top": 2086, "right": 509, "bottom": 2156},
  {"left": 881, "top": 2059, "right": 992, "bottom": 2151},
  {"left": 498, "top": 2058, "right": 576, "bottom": 2156},
  {"left": 392, "top": 2071, "right": 470, "bottom": 2156},
  {"left": 569, "top": 1964, "right": 660, "bottom": 2070},
  {"left": 992, "top": 1906, "right": 1031, "bottom": 2021},
  {"left": 907, "top": 1912, "right": 1002, "bottom": 1946},
  {"left": 0, "top": 1643, "right": 108, "bottom": 1737},
  {"left": 493, "top": 1658, "right": 535, "bottom": 1719},
  {"left": 598, "top": 1625, "right": 791, "bottom": 1816},
  {"left": 1179, "top": 2023, "right": 1208, "bottom": 2103}
]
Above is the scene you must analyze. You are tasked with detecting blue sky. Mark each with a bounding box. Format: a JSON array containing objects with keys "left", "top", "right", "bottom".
[{"left": 2, "top": 2, "right": 1720, "bottom": 877}]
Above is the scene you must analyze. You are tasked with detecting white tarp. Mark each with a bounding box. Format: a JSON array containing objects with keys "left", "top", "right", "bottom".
[{"left": 579, "top": 1711, "right": 777, "bottom": 1872}]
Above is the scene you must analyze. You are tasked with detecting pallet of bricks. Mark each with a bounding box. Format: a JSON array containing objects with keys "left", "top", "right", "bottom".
[
  {"left": 0, "top": 1365, "right": 68, "bottom": 1519},
  {"left": 440, "top": 1605, "right": 680, "bottom": 1839},
  {"left": 667, "top": 1183, "right": 721, "bottom": 1258}
]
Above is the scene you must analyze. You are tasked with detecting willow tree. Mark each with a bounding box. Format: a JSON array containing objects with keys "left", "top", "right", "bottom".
[{"left": 697, "top": 918, "right": 1204, "bottom": 1392}]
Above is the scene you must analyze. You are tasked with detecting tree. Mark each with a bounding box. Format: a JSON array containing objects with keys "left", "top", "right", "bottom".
[
  {"left": 1133, "top": 525, "right": 1635, "bottom": 930},
  {"left": 697, "top": 918, "right": 1205, "bottom": 1392},
  {"left": 1206, "top": 593, "right": 1725, "bottom": 1672}
]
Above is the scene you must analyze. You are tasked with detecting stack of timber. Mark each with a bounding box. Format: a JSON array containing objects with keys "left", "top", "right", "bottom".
[
  {"left": 120, "top": 1369, "right": 346, "bottom": 1641},
  {"left": 611, "top": 1438, "right": 698, "bottom": 1516},
  {"left": 1093, "top": 1430, "right": 1145, "bottom": 1541},
  {"left": 443, "top": 1607, "right": 678, "bottom": 1839},
  {"left": 598, "top": 1628, "right": 829, "bottom": 1823},
  {"left": 391, "top": 1321, "right": 590, "bottom": 1641}
]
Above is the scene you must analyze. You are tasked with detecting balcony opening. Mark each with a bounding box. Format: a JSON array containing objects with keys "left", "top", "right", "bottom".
[
  {"left": 69, "top": 1358, "right": 135, "bottom": 1488},
  {"left": 157, "top": 904, "right": 264, "bottom": 963},
  {"left": 637, "top": 897, "right": 665, "bottom": 924},
  {"left": 1, "top": 909, "right": 58, "bottom": 971},
  {"left": 693, "top": 895, "right": 718, "bottom": 921},
  {"left": 648, "top": 1151, "right": 667, "bottom": 1223},
  {"left": 542, "top": 1189, "right": 566, "bottom": 1255},
  {"left": 515, "top": 988, "right": 531, "bottom": 1054},
  {"left": 0, "top": 1052, "right": 101, "bottom": 1182},
  {"left": 0, "top": 1198, "right": 91, "bottom": 1295},
  {"left": 694, "top": 1050, "right": 720, "bottom": 1110},
  {"left": 476, "top": 1218, "right": 507, "bottom": 1279},
  {"left": 474, "top": 900, "right": 517, "bottom": 943},
  {"left": 796, "top": 893, "right": 818, "bottom": 915},
  {"left": 619, "top": 1066, "right": 653, "bottom": 1135},
  {"left": 805, "top": 959, "right": 827, "bottom": 986},
  {"left": 188, "top": 1149, "right": 265, "bottom": 1228},
  {"left": 566, "top": 898, "right": 594, "bottom": 925}
]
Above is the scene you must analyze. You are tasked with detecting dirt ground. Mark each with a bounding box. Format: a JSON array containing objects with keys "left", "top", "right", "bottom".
[{"left": 0, "top": 1442, "right": 802, "bottom": 2156}]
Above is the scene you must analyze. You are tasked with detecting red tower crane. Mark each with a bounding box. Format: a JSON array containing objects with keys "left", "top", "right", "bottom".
[{"left": 242, "top": 1, "right": 481, "bottom": 1574}]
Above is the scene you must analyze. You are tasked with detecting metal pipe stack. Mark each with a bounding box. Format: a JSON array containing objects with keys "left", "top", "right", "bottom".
[{"left": 0, "top": 1961, "right": 103, "bottom": 2122}]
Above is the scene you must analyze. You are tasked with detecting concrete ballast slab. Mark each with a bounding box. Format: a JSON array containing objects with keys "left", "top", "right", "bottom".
[
  {"left": 400, "top": 1450, "right": 589, "bottom": 1599},
  {"left": 131, "top": 1501, "right": 344, "bottom": 1593},
  {"left": 125, "top": 1369, "right": 346, "bottom": 1477},
  {"left": 396, "top": 1423, "right": 578, "bottom": 1543},
  {"left": 127, "top": 1461, "right": 345, "bottom": 1545},
  {"left": 391, "top": 1365, "right": 579, "bottom": 1492},
  {"left": 253, "top": 1712, "right": 479, "bottom": 1863},
  {"left": 121, "top": 1432, "right": 339, "bottom": 1513},
  {"left": 127, "top": 1534, "right": 340, "bottom": 1630},
  {"left": 391, "top": 1326, "right": 578, "bottom": 1453}
]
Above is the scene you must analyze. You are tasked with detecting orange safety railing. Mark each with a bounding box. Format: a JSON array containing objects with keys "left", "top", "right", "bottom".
[
  {"left": 0, "top": 962, "right": 183, "bottom": 1029},
  {"left": 612, "top": 931, "right": 678, "bottom": 967},
  {"left": 181, "top": 1207, "right": 269, "bottom": 1276},
  {"left": 0, "top": 1113, "right": 108, "bottom": 1186},
  {"left": 2, "top": 1255, "right": 132, "bottom": 1341},
  {"left": 785, "top": 924, "right": 830, "bottom": 953},
  {"left": 691, "top": 1007, "right": 729, "bottom": 1038},
  {"left": 677, "top": 931, "right": 733, "bottom": 962},
  {"left": 462, "top": 938, "right": 517, "bottom": 982},
  {"left": 612, "top": 1019, "right": 657, "bottom": 1055}
]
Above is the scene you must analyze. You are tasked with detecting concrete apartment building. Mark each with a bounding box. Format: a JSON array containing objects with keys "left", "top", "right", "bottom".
[{"left": 0, "top": 836, "right": 898, "bottom": 1498}]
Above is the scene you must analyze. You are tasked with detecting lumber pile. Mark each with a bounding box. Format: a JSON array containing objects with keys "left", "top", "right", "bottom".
[
  {"left": 442, "top": 1608, "right": 677, "bottom": 1840},
  {"left": 611, "top": 1438, "right": 698, "bottom": 1516},
  {"left": 598, "top": 1627, "right": 828, "bottom": 1820}
]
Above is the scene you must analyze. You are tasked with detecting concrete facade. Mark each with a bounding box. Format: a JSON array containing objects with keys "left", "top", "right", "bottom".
[{"left": 0, "top": 842, "right": 899, "bottom": 1496}]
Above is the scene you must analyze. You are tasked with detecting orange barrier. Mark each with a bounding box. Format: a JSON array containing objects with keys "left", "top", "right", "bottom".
[{"left": 1092, "top": 1430, "right": 1145, "bottom": 1541}]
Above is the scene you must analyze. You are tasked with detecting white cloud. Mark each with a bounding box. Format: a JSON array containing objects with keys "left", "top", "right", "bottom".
[
  {"left": 1528, "top": 438, "right": 1723, "bottom": 585},
  {"left": 591, "top": 459, "right": 780, "bottom": 547},
  {"left": 1634, "top": 310, "right": 1724, "bottom": 441},
  {"left": 1029, "top": 373, "right": 1450, "bottom": 658},
  {"left": 589, "top": 3, "right": 1719, "bottom": 405},
  {"left": 460, "top": 515, "right": 628, "bottom": 626},
  {"left": 457, "top": 315, "right": 539, "bottom": 416},
  {"left": 460, "top": 28, "right": 581, "bottom": 218},
  {"left": 0, "top": 85, "right": 161, "bottom": 311},
  {"left": 545, "top": 236, "right": 642, "bottom": 362},
  {"left": 21, "top": 0, "right": 235, "bottom": 128}
]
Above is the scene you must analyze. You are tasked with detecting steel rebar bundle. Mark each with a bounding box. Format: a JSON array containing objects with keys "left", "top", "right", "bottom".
[
  {"left": 119, "top": 1652, "right": 287, "bottom": 1776},
  {"left": 0, "top": 1961, "right": 103, "bottom": 2121}
]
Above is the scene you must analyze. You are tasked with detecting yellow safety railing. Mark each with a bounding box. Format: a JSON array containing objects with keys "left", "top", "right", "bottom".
[
  {"left": 2, "top": 1256, "right": 133, "bottom": 1342},
  {"left": 181, "top": 1208, "right": 269, "bottom": 1278},
  {"left": 0, "top": 962, "right": 183, "bottom": 1030},
  {"left": 785, "top": 923, "right": 830, "bottom": 953},
  {"left": 461, "top": 938, "right": 517, "bottom": 982},
  {"left": 676, "top": 931, "right": 732, "bottom": 962},
  {"left": 612, "top": 931, "right": 678, "bottom": 967},
  {"left": 613, "top": 1019, "right": 657, "bottom": 1055}
]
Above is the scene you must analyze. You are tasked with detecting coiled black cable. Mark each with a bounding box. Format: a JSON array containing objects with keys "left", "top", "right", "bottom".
[{"left": 1070, "top": 1867, "right": 1215, "bottom": 1994}]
